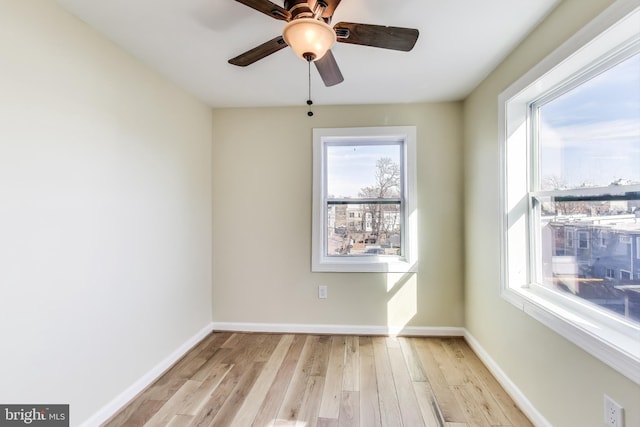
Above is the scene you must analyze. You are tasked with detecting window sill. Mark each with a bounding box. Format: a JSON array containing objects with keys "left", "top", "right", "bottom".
[
  {"left": 312, "top": 256, "right": 418, "bottom": 273},
  {"left": 502, "top": 286, "right": 640, "bottom": 384}
]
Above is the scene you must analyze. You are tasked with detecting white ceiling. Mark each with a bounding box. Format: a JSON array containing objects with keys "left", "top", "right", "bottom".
[{"left": 55, "top": 0, "right": 560, "bottom": 108}]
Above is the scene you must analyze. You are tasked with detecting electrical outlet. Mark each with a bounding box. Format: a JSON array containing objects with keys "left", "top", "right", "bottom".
[
  {"left": 318, "top": 285, "right": 327, "bottom": 299},
  {"left": 604, "top": 395, "right": 624, "bottom": 427}
]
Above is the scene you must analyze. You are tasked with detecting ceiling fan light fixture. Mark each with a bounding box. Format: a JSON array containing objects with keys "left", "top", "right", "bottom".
[{"left": 282, "top": 18, "right": 336, "bottom": 61}]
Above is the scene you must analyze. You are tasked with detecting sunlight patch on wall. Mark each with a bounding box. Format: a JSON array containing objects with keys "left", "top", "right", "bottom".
[{"left": 387, "top": 273, "right": 417, "bottom": 335}]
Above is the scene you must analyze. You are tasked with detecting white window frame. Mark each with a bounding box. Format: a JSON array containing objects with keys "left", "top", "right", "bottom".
[
  {"left": 312, "top": 126, "right": 418, "bottom": 273},
  {"left": 499, "top": 0, "right": 640, "bottom": 384},
  {"left": 578, "top": 231, "right": 589, "bottom": 250},
  {"left": 566, "top": 229, "right": 575, "bottom": 249}
]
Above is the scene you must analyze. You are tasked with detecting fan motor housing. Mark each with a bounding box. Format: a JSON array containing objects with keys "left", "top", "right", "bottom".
[
  {"left": 284, "top": 0, "right": 315, "bottom": 20},
  {"left": 284, "top": 0, "right": 313, "bottom": 9}
]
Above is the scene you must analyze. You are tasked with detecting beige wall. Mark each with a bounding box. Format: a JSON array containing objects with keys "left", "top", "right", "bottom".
[
  {"left": 212, "top": 103, "right": 465, "bottom": 329},
  {"left": 0, "top": 1, "right": 213, "bottom": 424},
  {"left": 463, "top": 0, "right": 640, "bottom": 426}
]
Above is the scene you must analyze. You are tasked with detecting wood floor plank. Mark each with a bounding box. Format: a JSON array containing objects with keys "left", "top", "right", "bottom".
[
  {"left": 277, "top": 335, "right": 318, "bottom": 422},
  {"left": 104, "top": 399, "right": 165, "bottom": 427},
  {"left": 209, "top": 361, "right": 266, "bottom": 426},
  {"left": 318, "top": 336, "right": 346, "bottom": 419},
  {"left": 298, "top": 375, "right": 326, "bottom": 426},
  {"left": 387, "top": 342, "right": 426, "bottom": 427},
  {"left": 190, "top": 335, "right": 272, "bottom": 426},
  {"left": 342, "top": 336, "right": 359, "bottom": 392},
  {"left": 189, "top": 368, "right": 242, "bottom": 426},
  {"left": 398, "top": 337, "right": 427, "bottom": 382},
  {"left": 190, "top": 348, "right": 233, "bottom": 382},
  {"left": 311, "top": 335, "right": 333, "bottom": 376},
  {"left": 451, "top": 384, "right": 491, "bottom": 427},
  {"left": 165, "top": 332, "right": 231, "bottom": 380},
  {"left": 317, "top": 418, "right": 339, "bottom": 427},
  {"left": 358, "top": 337, "right": 381, "bottom": 427},
  {"left": 251, "top": 334, "right": 307, "bottom": 427},
  {"left": 229, "top": 334, "right": 294, "bottom": 427},
  {"left": 371, "top": 337, "right": 403, "bottom": 427},
  {"left": 103, "top": 333, "right": 533, "bottom": 427},
  {"left": 180, "top": 363, "right": 233, "bottom": 416},
  {"left": 254, "top": 333, "right": 287, "bottom": 362},
  {"left": 427, "top": 339, "right": 470, "bottom": 386},
  {"left": 462, "top": 380, "right": 511, "bottom": 427},
  {"left": 143, "top": 380, "right": 201, "bottom": 426},
  {"left": 220, "top": 332, "right": 244, "bottom": 348},
  {"left": 412, "top": 382, "right": 445, "bottom": 427},
  {"left": 142, "top": 333, "right": 232, "bottom": 403},
  {"left": 338, "top": 391, "right": 359, "bottom": 427},
  {"left": 452, "top": 340, "right": 534, "bottom": 427},
  {"left": 165, "top": 414, "right": 193, "bottom": 427},
  {"left": 412, "top": 338, "right": 468, "bottom": 424},
  {"left": 440, "top": 339, "right": 510, "bottom": 426}
]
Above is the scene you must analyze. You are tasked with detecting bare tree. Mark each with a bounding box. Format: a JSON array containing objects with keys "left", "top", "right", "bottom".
[
  {"left": 541, "top": 175, "right": 567, "bottom": 191},
  {"left": 541, "top": 175, "right": 592, "bottom": 216},
  {"left": 358, "top": 157, "right": 400, "bottom": 239}
]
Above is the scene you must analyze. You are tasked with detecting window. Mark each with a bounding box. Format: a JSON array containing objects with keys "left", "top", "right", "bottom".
[
  {"left": 312, "top": 126, "right": 417, "bottom": 272},
  {"left": 499, "top": 2, "right": 640, "bottom": 384},
  {"left": 599, "top": 231, "right": 608, "bottom": 248},
  {"left": 566, "top": 229, "right": 575, "bottom": 249},
  {"left": 577, "top": 231, "right": 589, "bottom": 250}
]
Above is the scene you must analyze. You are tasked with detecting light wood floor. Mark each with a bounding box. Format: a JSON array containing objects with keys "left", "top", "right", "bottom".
[{"left": 103, "top": 332, "right": 533, "bottom": 427}]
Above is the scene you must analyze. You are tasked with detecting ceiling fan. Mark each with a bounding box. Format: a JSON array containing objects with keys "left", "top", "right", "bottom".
[{"left": 228, "top": 0, "right": 419, "bottom": 86}]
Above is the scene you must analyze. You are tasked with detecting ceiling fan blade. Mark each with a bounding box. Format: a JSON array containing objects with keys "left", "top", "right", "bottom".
[
  {"left": 334, "top": 22, "right": 419, "bottom": 51},
  {"left": 228, "top": 36, "right": 288, "bottom": 66},
  {"left": 314, "top": 50, "right": 344, "bottom": 86},
  {"left": 233, "top": 0, "right": 291, "bottom": 21}
]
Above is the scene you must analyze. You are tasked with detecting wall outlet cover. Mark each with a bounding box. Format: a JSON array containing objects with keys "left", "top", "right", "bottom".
[{"left": 604, "top": 394, "right": 624, "bottom": 427}]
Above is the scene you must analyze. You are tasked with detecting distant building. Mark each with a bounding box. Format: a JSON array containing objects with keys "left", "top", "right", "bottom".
[{"left": 542, "top": 214, "right": 640, "bottom": 321}]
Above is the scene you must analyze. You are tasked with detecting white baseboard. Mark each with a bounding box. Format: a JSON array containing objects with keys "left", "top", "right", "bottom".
[
  {"left": 211, "top": 321, "right": 465, "bottom": 337},
  {"left": 80, "top": 323, "right": 215, "bottom": 427},
  {"left": 463, "top": 329, "right": 551, "bottom": 427}
]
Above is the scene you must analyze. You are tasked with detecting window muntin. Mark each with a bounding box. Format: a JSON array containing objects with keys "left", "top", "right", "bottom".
[{"left": 312, "top": 126, "right": 417, "bottom": 273}]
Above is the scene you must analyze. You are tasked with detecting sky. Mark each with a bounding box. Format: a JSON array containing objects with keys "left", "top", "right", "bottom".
[
  {"left": 325, "top": 53, "right": 639, "bottom": 195},
  {"left": 538, "top": 52, "right": 640, "bottom": 188},
  {"left": 326, "top": 143, "right": 400, "bottom": 198}
]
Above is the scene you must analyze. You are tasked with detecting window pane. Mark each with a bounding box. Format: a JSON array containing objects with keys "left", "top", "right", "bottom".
[
  {"left": 537, "top": 53, "right": 640, "bottom": 190},
  {"left": 326, "top": 202, "right": 401, "bottom": 257},
  {"left": 326, "top": 144, "right": 401, "bottom": 198},
  {"left": 534, "top": 51, "right": 640, "bottom": 323},
  {"left": 538, "top": 195, "right": 640, "bottom": 323}
]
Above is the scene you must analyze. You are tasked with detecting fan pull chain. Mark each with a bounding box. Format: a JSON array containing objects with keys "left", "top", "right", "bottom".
[{"left": 307, "top": 58, "right": 314, "bottom": 117}]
